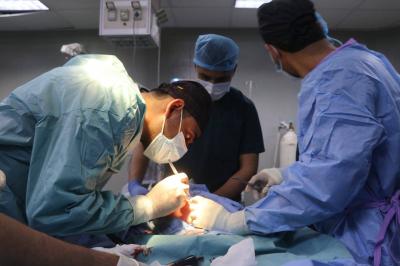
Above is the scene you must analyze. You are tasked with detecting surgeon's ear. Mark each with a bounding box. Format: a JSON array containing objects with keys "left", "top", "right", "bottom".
[
  {"left": 265, "top": 44, "right": 279, "bottom": 57},
  {"left": 165, "top": 99, "right": 185, "bottom": 119}
]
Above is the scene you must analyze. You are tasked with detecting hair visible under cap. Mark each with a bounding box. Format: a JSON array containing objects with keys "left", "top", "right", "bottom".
[
  {"left": 153, "top": 81, "right": 211, "bottom": 132},
  {"left": 257, "top": 0, "right": 325, "bottom": 52}
]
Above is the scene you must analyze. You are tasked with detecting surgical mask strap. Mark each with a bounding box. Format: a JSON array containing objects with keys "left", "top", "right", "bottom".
[
  {"left": 161, "top": 109, "right": 183, "bottom": 136},
  {"left": 161, "top": 114, "right": 167, "bottom": 134},
  {"left": 269, "top": 47, "right": 283, "bottom": 73},
  {"left": 178, "top": 109, "right": 183, "bottom": 132}
]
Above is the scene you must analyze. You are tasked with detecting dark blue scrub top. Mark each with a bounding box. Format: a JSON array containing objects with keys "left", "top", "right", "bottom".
[{"left": 168, "top": 88, "right": 265, "bottom": 195}]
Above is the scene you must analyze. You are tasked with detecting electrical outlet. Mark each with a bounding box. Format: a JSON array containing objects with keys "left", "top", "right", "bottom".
[
  {"left": 120, "top": 9, "right": 130, "bottom": 21},
  {"left": 107, "top": 9, "right": 117, "bottom": 21},
  {"left": 133, "top": 9, "right": 142, "bottom": 20}
]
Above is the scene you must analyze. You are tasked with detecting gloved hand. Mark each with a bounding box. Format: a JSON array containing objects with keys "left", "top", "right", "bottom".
[
  {"left": 189, "top": 184, "right": 243, "bottom": 212},
  {"left": 92, "top": 244, "right": 150, "bottom": 266},
  {"left": 245, "top": 168, "right": 283, "bottom": 199},
  {"left": 128, "top": 180, "right": 149, "bottom": 196},
  {"left": 116, "top": 256, "right": 147, "bottom": 266},
  {"left": 187, "top": 196, "right": 249, "bottom": 235},
  {"left": 129, "top": 173, "right": 189, "bottom": 224}
]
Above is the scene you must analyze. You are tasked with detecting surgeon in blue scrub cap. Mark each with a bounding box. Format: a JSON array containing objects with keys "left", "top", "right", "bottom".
[
  {"left": 188, "top": 0, "right": 400, "bottom": 266},
  {"left": 0, "top": 55, "right": 211, "bottom": 240},
  {"left": 193, "top": 34, "right": 239, "bottom": 72}
]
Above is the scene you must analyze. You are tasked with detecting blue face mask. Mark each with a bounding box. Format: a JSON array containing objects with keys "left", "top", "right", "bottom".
[
  {"left": 270, "top": 52, "right": 283, "bottom": 73},
  {"left": 269, "top": 52, "right": 301, "bottom": 80}
]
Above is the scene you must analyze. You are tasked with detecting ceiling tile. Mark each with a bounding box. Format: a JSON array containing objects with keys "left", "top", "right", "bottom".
[
  {"left": 57, "top": 10, "right": 99, "bottom": 29},
  {"left": 231, "top": 8, "right": 257, "bottom": 28},
  {"left": 317, "top": 8, "right": 352, "bottom": 29},
  {"left": 169, "top": 7, "right": 231, "bottom": 28},
  {"left": 359, "top": 0, "right": 400, "bottom": 10},
  {"left": 42, "top": 0, "right": 99, "bottom": 11},
  {"left": 337, "top": 10, "right": 400, "bottom": 29},
  {"left": 0, "top": 11, "right": 72, "bottom": 31},
  {"left": 312, "top": 0, "right": 364, "bottom": 9},
  {"left": 165, "top": 0, "right": 234, "bottom": 8},
  {"left": 2, "top": 0, "right": 400, "bottom": 31}
]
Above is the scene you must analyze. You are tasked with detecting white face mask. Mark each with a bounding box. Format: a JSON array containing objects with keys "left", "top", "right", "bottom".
[
  {"left": 197, "top": 79, "right": 231, "bottom": 101},
  {"left": 143, "top": 110, "right": 188, "bottom": 164}
]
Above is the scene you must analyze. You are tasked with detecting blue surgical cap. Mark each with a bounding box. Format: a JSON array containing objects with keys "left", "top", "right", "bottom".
[
  {"left": 315, "top": 12, "right": 329, "bottom": 36},
  {"left": 193, "top": 34, "right": 239, "bottom": 72}
]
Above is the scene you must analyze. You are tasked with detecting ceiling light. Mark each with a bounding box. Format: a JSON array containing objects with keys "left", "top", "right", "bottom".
[
  {"left": 235, "top": 0, "right": 272, "bottom": 9},
  {"left": 0, "top": 0, "right": 48, "bottom": 12}
]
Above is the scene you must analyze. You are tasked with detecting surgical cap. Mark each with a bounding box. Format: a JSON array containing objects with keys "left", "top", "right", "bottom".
[
  {"left": 257, "top": 0, "right": 325, "bottom": 52},
  {"left": 193, "top": 34, "right": 239, "bottom": 72},
  {"left": 315, "top": 12, "right": 343, "bottom": 47},
  {"left": 315, "top": 12, "right": 329, "bottom": 36}
]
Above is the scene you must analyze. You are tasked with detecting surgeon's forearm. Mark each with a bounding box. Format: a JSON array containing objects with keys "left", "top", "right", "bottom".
[
  {"left": 214, "top": 153, "right": 259, "bottom": 199},
  {"left": 129, "top": 142, "right": 149, "bottom": 183},
  {"left": 0, "top": 214, "right": 119, "bottom": 266}
]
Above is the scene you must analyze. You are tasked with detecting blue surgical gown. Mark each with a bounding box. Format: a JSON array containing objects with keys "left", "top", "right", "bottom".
[
  {"left": 0, "top": 55, "right": 146, "bottom": 236},
  {"left": 245, "top": 40, "right": 400, "bottom": 266}
]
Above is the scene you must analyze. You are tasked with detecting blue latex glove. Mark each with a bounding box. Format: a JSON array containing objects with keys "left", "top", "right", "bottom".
[{"left": 128, "top": 180, "right": 148, "bottom": 196}]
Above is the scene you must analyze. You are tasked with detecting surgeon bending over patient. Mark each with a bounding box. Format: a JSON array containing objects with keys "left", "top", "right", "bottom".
[{"left": 0, "top": 55, "right": 211, "bottom": 242}]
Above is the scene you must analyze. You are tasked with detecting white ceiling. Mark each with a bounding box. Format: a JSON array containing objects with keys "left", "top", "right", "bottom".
[{"left": 1, "top": 0, "right": 400, "bottom": 31}]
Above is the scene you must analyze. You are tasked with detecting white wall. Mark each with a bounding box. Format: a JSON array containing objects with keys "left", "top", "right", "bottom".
[
  {"left": 0, "top": 30, "right": 159, "bottom": 99},
  {"left": 1, "top": 27, "right": 400, "bottom": 193}
]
